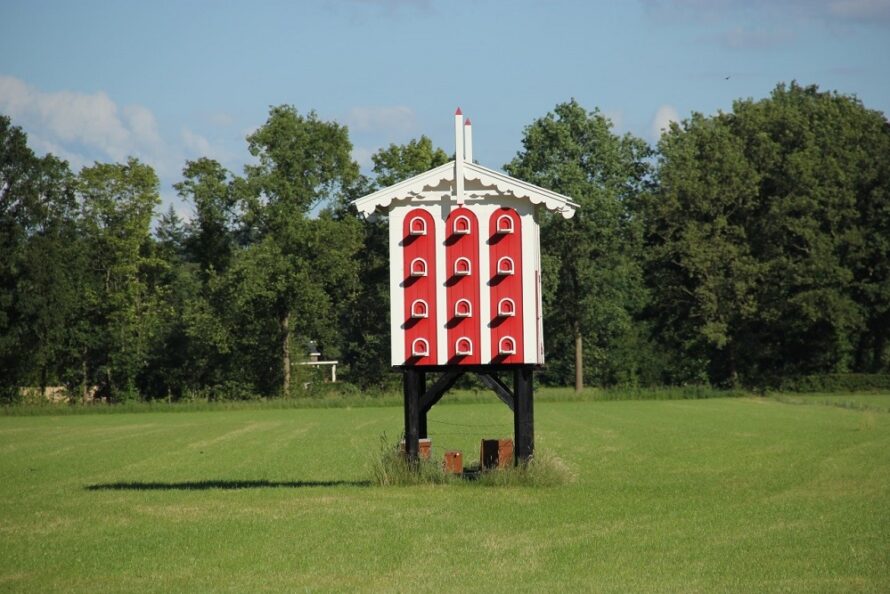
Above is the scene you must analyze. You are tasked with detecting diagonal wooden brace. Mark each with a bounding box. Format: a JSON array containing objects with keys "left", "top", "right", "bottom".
[
  {"left": 475, "top": 372, "right": 514, "bottom": 411},
  {"left": 420, "top": 369, "right": 463, "bottom": 413}
]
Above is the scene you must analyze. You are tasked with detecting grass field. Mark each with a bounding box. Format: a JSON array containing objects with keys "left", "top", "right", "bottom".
[{"left": 1, "top": 394, "right": 888, "bottom": 592}]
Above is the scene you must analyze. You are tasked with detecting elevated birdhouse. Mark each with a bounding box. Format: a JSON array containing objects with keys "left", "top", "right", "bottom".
[
  {"left": 353, "top": 110, "right": 577, "bottom": 369},
  {"left": 353, "top": 110, "right": 577, "bottom": 466}
]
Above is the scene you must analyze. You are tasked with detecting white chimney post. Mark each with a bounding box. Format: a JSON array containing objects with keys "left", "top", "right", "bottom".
[
  {"left": 464, "top": 117, "right": 473, "bottom": 164},
  {"left": 454, "top": 107, "right": 464, "bottom": 205}
]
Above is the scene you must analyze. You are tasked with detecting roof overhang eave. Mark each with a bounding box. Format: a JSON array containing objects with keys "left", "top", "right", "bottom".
[{"left": 351, "top": 160, "right": 579, "bottom": 219}]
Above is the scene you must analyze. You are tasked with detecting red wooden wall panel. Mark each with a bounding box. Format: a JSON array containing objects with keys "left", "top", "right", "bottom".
[
  {"left": 488, "top": 207, "right": 524, "bottom": 363},
  {"left": 402, "top": 209, "right": 437, "bottom": 365},
  {"left": 446, "top": 207, "right": 481, "bottom": 364}
]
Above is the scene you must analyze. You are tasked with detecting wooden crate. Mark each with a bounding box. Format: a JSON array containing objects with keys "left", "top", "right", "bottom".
[
  {"left": 399, "top": 438, "right": 431, "bottom": 461},
  {"left": 443, "top": 451, "right": 463, "bottom": 474},
  {"left": 480, "top": 438, "right": 514, "bottom": 469}
]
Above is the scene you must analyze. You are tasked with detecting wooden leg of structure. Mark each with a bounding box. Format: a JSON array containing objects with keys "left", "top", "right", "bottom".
[
  {"left": 513, "top": 365, "right": 534, "bottom": 464},
  {"left": 403, "top": 369, "right": 421, "bottom": 463},
  {"left": 403, "top": 365, "right": 533, "bottom": 470},
  {"left": 417, "top": 371, "right": 427, "bottom": 439}
]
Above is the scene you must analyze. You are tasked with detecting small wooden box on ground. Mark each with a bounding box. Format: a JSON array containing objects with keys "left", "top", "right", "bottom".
[
  {"left": 480, "top": 438, "right": 514, "bottom": 469},
  {"left": 399, "top": 438, "right": 431, "bottom": 460},
  {"left": 443, "top": 451, "right": 463, "bottom": 474}
]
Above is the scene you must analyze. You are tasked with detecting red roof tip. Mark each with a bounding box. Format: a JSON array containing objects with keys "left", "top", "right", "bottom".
[
  {"left": 465, "top": 118, "right": 472, "bottom": 125},
  {"left": 455, "top": 107, "right": 462, "bottom": 115}
]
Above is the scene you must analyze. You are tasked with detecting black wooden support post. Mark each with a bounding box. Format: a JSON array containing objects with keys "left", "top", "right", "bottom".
[
  {"left": 403, "top": 369, "right": 421, "bottom": 463},
  {"left": 417, "top": 371, "right": 428, "bottom": 439},
  {"left": 513, "top": 365, "right": 534, "bottom": 463}
]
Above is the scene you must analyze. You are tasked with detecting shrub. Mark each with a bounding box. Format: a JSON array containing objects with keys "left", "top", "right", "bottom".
[{"left": 777, "top": 374, "right": 890, "bottom": 393}]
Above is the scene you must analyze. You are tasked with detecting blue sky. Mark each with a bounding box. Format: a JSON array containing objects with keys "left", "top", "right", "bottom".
[{"left": 2, "top": 0, "right": 888, "bottom": 218}]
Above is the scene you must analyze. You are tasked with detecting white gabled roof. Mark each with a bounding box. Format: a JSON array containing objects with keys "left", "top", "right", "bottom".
[
  {"left": 352, "top": 161, "right": 454, "bottom": 217},
  {"left": 352, "top": 160, "right": 578, "bottom": 219}
]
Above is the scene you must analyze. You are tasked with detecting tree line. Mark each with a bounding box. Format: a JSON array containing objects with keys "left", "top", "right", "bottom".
[{"left": 1, "top": 82, "right": 888, "bottom": 402}]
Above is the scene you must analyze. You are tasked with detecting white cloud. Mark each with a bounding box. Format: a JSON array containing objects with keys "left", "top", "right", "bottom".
[
  {"left": 718, "top": 26, "right": 795, "bottom": 49},
  {"left": 181, "top": 128, "right": 213, "bottom": 156},
  {"left": 180, "top": 127, "right": 235, "bottom": 165},
  {"left": 642, "top": 0, "right": 890, "bottom": 25},
  {"left": 123, "top": 105, "right": 163, "bottom": 149},
  {"left": 829, "top": 0, "right": 890, "bottom": 21},
  {"left": 207, "top": 111, "right": 235, "bottom": 128},
  {"left": 343, "top": 0, "right": 432, "bottom": 10},
  {"left": 0, "top": 75, "right": 235, "bottom": 183},
  {"left": 651, "top": 104, "right": 680, "bottom": 139},
  {"left": 0, "top": 75, "right": 241, "bottom": 225},
  {"left": 0, "top": 76, "right": 31, "bottom": 117},
  {"left": 346, "top": 105, "right": 417, "bottom": 134},
  {"left": 326, "top": 0, "right": 434, "bottom": 22},
  {"left": 0, "top": 75, "right": 171, "bottom": 170},
  {"left": 352, "top": 146, "right": 376, "bottom": 170},
  {"left": 26, "top": 134, "right": 91, "bottom": 171}
]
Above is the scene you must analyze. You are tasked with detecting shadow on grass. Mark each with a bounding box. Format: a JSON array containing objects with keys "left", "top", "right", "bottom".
[{"left": 85, "top": 479, "right": 371, "bottom": 491}]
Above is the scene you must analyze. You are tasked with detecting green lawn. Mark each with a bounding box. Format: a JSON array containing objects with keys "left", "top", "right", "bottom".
[{"left": 1, "top": 395, "right": 888, "bottom": 592}]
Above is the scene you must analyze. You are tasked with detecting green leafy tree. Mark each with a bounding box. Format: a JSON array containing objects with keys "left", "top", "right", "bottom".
[
  {"left": 174, "top": 158, "right": 239, "bottom": 276},
  {"left": 137, "top": 205, "right": 205, "bottom": 399},
  {"left": 646, "top": 112, "right": 763, "bottom": 385},
  {"left": 16, "top": 156, "right": 78, "bottom": 395},
  {"left": 852, "top": 115, "right": 890, "bottom": 372},
  {"left": 0, "top": 116, "right": 78, "bottom": 399},
  {"left": 0, "top": 116, "right": 40, "bottom": 400},
  {"left": 241, "top": 106, "right": 362, "bottom": 396},
  {"left": 154, "top": 205, "right": 188, "bottom": 264},
  {"left": 76, "top": 158, "right": 160, "bottom": 400},
  {"left": 647, "top": 82, "right": 890, "bottom": 385},
  {"left": 370, "top": 135, "right": 449, "bottom": 187},
  {"left": 505, "top": 100, "right": 653, "bottom": 390}
]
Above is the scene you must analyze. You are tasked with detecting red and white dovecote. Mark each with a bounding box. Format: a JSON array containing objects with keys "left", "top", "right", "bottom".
[{"left": 352, "top": 110, "right": 578, "bottom": 367}]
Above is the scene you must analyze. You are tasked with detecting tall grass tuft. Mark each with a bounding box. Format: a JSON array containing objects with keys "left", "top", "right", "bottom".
[
  {"left": 475, "top": 449, "right": 576, "bottom": 487},
  {"left": 369, "top": 435, "right": 575, "bottom": 487},
  {"left": 369, "top": 435, "right": 454, "bottom": 486}
]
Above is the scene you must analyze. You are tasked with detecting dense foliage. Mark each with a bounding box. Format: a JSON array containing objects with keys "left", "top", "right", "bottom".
[
  {"left": 1, "top": 83, "right": 888, "bottom": 401},
  {"left": 505, "top": 100, "right": 653, "bottom": 389},
  {"left": 645, "top": 83, "right": 890, "bottom": 386}
]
